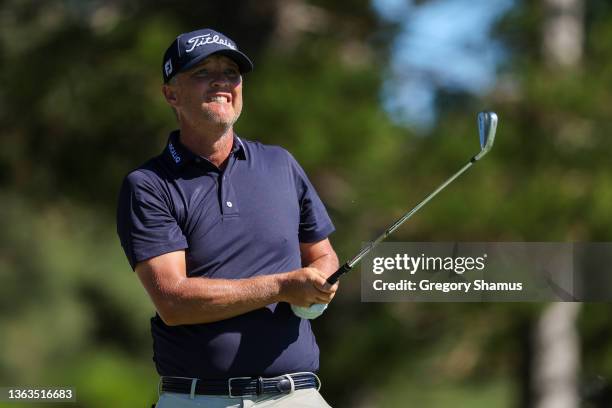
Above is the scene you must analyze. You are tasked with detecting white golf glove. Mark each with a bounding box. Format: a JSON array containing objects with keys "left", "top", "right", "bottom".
[{"left": 291, "top": 303, "right": 328, "bottom": 320}]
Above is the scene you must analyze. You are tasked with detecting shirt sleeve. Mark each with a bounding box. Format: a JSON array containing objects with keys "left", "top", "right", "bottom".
[
  {"left": 116, "top": 170, "right": 188, "bottom": 270},
  {"left": 286, "top": 152, "right": 335, "bottom": 243}
]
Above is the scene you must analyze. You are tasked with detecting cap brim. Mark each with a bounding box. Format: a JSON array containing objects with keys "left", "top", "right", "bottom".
[
  {"left": 214, "top": 49, "right": 253, "bottom": 73},
  {"left": 178, "top": 49, "right": 253, "bottom": 77}
]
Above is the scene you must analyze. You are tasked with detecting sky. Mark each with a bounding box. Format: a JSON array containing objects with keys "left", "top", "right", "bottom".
[{"left": 371, "top": 0, "right": 515, "bottom": 129}]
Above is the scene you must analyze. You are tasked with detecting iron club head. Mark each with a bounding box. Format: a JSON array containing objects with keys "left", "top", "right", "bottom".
[{"left": 474, "top": 111, "right": 498, "bottom": 161}]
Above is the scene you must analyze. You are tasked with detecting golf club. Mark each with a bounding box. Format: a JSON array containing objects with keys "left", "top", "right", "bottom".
[{"left": 292, "top": 111, "right": 499, "bottom": 319}]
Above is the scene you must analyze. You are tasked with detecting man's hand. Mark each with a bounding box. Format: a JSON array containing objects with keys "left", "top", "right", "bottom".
[{"left": 278, "top": 267, "right": 339, "bottom": 307}]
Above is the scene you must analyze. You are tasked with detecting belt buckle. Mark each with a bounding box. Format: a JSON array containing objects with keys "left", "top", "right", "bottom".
[{"left": 228, "top": 376, "right": 256, "bottom": 398}]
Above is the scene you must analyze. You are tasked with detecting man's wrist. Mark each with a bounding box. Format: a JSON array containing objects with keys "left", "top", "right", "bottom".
[{"left": 271, "top": 271, "right": 292, "bottom": 304}]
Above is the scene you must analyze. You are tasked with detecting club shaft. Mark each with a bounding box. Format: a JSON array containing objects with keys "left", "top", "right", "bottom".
[{"left": 327, "top": 156, "right": 477, "bottom": 284}]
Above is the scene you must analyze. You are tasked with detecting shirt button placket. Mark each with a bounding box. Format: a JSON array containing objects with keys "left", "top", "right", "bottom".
[
  {"left": 220, "top": 172, "right": 238, "bottom": 216},
  {"left": 220, "top": 155, "right": 239, "bottom": 216}
]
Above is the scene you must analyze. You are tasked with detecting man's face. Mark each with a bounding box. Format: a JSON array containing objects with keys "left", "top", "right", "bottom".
[{"left": 166, "top": 54, "right": 243, "bottom": 129}]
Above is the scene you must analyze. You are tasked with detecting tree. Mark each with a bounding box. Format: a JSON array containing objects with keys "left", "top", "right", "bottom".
[{"left": 533, "top": 1, "right": 584, "bottom": 408}]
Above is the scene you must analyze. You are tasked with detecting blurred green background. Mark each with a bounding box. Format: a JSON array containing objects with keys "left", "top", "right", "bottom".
[{"left": 1, "top": 0, "right": 612, "bottom": 407}]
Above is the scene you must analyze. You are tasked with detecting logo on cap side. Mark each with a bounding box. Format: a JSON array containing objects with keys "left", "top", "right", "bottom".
[
  {"left": 185, "top": 34, "right": 236, "bottom": 53},
  {"left": 164, "top": 59, "right": 173, "bottom": 76}
]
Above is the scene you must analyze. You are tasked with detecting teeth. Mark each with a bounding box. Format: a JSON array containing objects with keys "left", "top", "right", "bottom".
[{"left": 208, "top": 96, "right": 228, "bottom": 103}]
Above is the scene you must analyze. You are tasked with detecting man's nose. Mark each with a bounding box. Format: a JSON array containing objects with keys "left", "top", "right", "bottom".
[{"left": 210, "top": 73, "right": 231, "bottom": 87}]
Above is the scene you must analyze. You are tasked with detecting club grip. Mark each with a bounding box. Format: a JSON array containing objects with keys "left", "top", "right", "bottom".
[
  {"left": 326, "top": 262, "right": 352, "bottom": 285},
  {"left": 291, "top": 263, "right": 352, "bottom": 320}
]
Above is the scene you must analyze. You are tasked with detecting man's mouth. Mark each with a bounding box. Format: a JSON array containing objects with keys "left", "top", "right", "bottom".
[{"left": 207, "top": 95, "right": 230, "bottom": 103}]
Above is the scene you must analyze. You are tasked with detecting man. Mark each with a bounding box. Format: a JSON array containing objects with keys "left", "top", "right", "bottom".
[{"left": 116, "top": 28, "right": 339, "bottom": 407}]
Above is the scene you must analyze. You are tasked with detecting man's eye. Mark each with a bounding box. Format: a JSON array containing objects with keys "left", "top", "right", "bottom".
[
  {"left": 195, "top": 69, "right": 209, "bottom": 77},
  {"left": 225, "top": 69, "right": 239, "bottom": 78}
]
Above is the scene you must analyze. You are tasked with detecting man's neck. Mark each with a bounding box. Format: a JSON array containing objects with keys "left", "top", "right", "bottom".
[{"left": 179, "top": 122, "right": 234, "bottom": 169}]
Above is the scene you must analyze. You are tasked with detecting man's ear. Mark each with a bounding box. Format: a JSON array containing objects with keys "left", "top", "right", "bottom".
[{"left": 162, "top": 83, "right": 179, "bottom": 107}]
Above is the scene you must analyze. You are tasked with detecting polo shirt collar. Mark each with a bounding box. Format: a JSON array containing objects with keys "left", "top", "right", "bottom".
[
  {"left": 163, "top": 130, "right": 247, "bottom": 168},
  {"left": 232, "top": 135, "right": 247, "bottom": 160}
]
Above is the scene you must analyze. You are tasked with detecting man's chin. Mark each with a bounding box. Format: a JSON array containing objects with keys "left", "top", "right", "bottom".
[
  {"left": 196, "top": 106, "right": 241, "bottom": 130},
  {"left": 204, "top": 115, "right": 238, "bottom": 130}
]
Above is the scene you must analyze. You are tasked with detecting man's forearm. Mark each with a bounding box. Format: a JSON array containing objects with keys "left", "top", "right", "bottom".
[
  {"left": 137, "top": 244, "right": 339, "bottom": 326},
  {"left": 160, "top": 274, "right": 284, "bottom": 325},
  {"left": 155, "top": 267, "right": 332, "bottom": 325}
]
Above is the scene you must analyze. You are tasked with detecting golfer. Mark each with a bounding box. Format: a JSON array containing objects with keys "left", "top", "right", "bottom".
[{"left": 116, "top": 28, "right": 339, "bottom": 407}]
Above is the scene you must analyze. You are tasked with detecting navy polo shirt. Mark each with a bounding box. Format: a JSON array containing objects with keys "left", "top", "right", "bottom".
[{"left": 116, "top": 130, "right": 334, "bottom": 379}]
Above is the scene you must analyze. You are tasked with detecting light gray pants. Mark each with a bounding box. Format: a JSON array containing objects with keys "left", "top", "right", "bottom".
[{"left": 155, "top": 388, "right": 332, "bottom": 407}]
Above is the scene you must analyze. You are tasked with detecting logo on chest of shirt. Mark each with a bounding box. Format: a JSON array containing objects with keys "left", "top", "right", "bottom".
[{"left": 168, "top": 142, "right": 182, "bottom": 164}]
